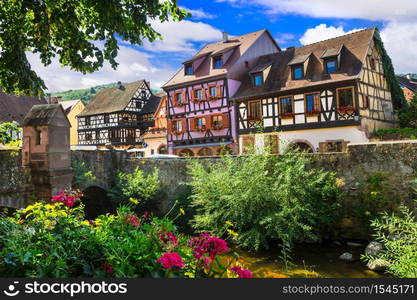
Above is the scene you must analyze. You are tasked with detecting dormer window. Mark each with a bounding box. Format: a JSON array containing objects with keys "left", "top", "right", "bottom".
[
  {"left": 185, "top": 63, "right": 193, "bottom": 75},
  {"left": 213, "top": 56, "right": 223, "bottom": 69},
  {"left": 325, "top": 59, "right": 337, "bottom": 74},
  {"left": 252, "top": 72, "right": 263, "bottom": 87},
  {"left": 292, "top": 64, "right": 304, "bottom": 80}
]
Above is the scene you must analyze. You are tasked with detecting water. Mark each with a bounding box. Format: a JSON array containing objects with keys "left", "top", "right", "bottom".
[{"left": 227, "top": 243, "right": 386, "bottom": 278}]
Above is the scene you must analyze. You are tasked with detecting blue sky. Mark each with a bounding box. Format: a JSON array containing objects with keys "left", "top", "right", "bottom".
[{"left": 28, "top": 0, "right": 417, "bottom": 92}]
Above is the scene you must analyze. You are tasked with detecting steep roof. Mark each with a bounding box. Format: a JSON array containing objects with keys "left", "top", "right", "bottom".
[
  {"left": 232, "top": 28, "right": 375, "bottom": 101},
  {"left": 397, "top": 76, "right": 417, "bottom": 93},
  {"left": 79, "top": 80, "right": 151, "bottom": 116},
  {"left": 140, "top": 95, "right": 162, "bottom": 115},
  {"left": 22, "top": 104, "right": 69, "bottom": 126},
  {"left": 0, "top": 90, "right": 47, "bottom": 124},
  {"left": 163, "top": 29, "right": 279, "bottom": 88}
]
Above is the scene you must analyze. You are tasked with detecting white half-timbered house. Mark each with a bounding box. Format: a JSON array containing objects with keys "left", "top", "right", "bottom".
[
  {"left": 232, "top": 28, "right": 397, "bottom": 154},
  {"left": 77, "top": 80, "right": 161, "bottom": 149}
]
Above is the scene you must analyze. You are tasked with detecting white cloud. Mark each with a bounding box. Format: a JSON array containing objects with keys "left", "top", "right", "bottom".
[
  {"left": 27, "top": 44, "right": 176, "bottom": 92},
  {"left": 275, "top": 33, "right": 296, "bottom": 45},
  {"left": 144, "top": 19, "right": 222, "bottom": 53},
  {"left": 299, "top": 24, "right": 363, "bottom": 45}
]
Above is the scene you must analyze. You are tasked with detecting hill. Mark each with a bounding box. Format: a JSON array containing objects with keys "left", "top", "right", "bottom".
[{"left": 51, "top": 82, "right": 163, "bottom": 104}]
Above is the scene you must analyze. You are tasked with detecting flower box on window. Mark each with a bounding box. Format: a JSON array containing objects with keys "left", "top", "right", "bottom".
[
  {"left": 337, "top": 106, "right": 356, "bottom": 113},
  {"left": 172, "top": 130, "right": 182, "bottom": 136},
  {"left": 247, "top": 116, "right": 262, "bottom": 121},
  {"left": 212, "top": 125, "right": 223, "bottom": 130},
  {"left": 280, "top": 112, "right": 294, "bottom": 119},
  {"left": 208, "top": 96, "right": 220, "bottom": 101},
  {"left": 305, "top": 110, "right": 321, "bottom": 116},
  {"left": 195, "top": 126, "right": 207, "bottom": 132}
]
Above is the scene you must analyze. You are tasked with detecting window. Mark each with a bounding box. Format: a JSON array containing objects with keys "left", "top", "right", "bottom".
[
  {"left": 173, "top": 120, "right": 183, "bottom": 133},
  {"left": 104, "top": 115, "right": 109, "bottom": 124},
  {"left": 213, "top": 56, "right": 223, "bottom": 68},
  {"left": 209, "top": 86, "right": 218, "bottom": 98},
  {"left": 193, "top": 89, "right": 203, "bottom": 101},
  {"left": 337, "top": 87, "right": 354, "bottom": 108},
  {"left": 280, "top": 96, "right": 293, "bottom": 115},
  {"left": 364, "top": 96, "right": 370, "bottom": 109},
  {"left": 198, "top": 147, "right": 213, "bottom": 157},
  {"left": 325, "top": 59, "right": 337, "bottom": 73},
  {"left": 195, "top": 117, "right": 206, "bottom": 130},
  {"left": 185, "top": 63, "right": 193, "bottom": 75},
  {"left": 212, "top": 115, "right": 223, "bottom": 129},
  {"left": 252, "top": 73, "right": 263, "bottom": 87},
  {"left": 175, "top": 92, "right": 184, "bottom": 105},
  {"left": 141, "top": 90, "right": 146, "bottom": 98},
  {"left": 292, "top": 65, "right": 304, "bottom": 80},
  {"left": 85, "top": 133, "right": 92, "bottom": 141},
  {"left": 305, "top": 93, "right": 321, "bottom": 113},
  {"left": 85, "top": 116, "right": 91, "bottom": 126},
  {"left": 248, "top": 100, "right": 262, "bottom": 120},
  {"left": 136, "top": 101, "right": 142, "bottom": 109},
  {"left": 35, "top": 129, "right": 42, "bottom": 145},
  {"left": 370, "top": 57, "right": 376, "bottom": 71}
]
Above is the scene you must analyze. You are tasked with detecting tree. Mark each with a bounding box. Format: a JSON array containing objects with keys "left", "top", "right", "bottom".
[
  {"left": 0, "top": 122, "right": 19, "bottom": 144},
  {"left": 0, "top": 0, "right": 188, "bottom": 95},
  {"left": 399, "top": 93, "right": 417, "bottom": 128}
]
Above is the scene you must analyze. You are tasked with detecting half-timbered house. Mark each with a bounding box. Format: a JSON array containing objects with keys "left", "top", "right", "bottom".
[
  {"left": 77, "top": 80, "right": 161, "bottom": 149},
  {"left": 232, "top": 28, "right": 397, "bottom": 154},
  {"left": 162, "top": 30, "right": 280, "bottom": 156}
]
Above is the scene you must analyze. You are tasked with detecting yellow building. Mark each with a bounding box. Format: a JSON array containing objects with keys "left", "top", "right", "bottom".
[
  {"left": 140, "top": 96, "right": 168, "bottom": 157},
  {"left": 60, "top": 100, "right": 85, "bottom": 145}
]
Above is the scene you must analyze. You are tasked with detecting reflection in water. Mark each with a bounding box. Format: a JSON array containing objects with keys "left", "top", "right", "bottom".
[{"left": 224, "top": 243, "right": 386, "bottom": 278}]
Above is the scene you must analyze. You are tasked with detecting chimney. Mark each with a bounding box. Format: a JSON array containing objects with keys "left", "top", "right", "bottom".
[
  {"left": 406, "top": 74, "right": 412, "bottom": 80},
  {"left": 222, "top": 32, "right": 228, "bottom": 43},
  {"left": 117, "top": 81, "right": 125, "bottom": 90}
]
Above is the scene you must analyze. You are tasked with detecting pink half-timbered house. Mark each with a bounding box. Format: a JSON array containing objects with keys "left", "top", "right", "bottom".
[{"left": 162, "top": 30, "right": 280, "bottom": 156}]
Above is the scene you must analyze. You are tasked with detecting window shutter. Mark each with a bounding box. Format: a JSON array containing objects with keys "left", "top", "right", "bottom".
[
  {"left": 205, "top": 115, "right": 212, "bottom": 130},
  {"left": 182, "top": 91, "right": 187, "bottom": 104},
  {"left": 222, "top": 113, "right": 229, "bottom": 128},
  {"left": 189, "top": 118, "right": 196, "bottom": 131},
  {"left": 314, "top": 95, "right": 321, "bottom": 111},
  {"left": 167, "top": 120, "right": 173, "bottom": 134},
  {"left": 202, "top": 89, "right": 207, "bottom": 101},
  {"left": 216, "top": 85, "right": 222, "bottom": 98},
  {"left": 181, "top": 119, "right": 187, "bottom": 133}
]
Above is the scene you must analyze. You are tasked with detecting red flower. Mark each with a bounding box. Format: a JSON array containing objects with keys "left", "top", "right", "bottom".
[
  {"left": 157, "top": 252, "right": 184, "bottom": 269},
  {"left": 125, "top": 214, "right": 141, "bottom": 229},
  {"left": 160, "top": 232, "right": 179, "bottom": 247},
  {"left": 102, "top": 263, "right": 114, "bottom": 276},
  {"left": 51, "top": 190, "right": 81, "bottom": 208},
  {"left": 188, "top": 233, "right": 229, "bottom": 259},
  {"left": 230, "top": 266, "right": 253, "bottom": 278}
]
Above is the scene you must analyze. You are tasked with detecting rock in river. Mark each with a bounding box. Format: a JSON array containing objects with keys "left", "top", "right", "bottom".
[
  {"left": 365, "top": 241, "right": 384, "bottom": 256},
  {"left": 339, "top": 252, "right": 354, "bottom": 262},
  {"left": 367, "top": 259, "right": 390, "bottom": 272}
]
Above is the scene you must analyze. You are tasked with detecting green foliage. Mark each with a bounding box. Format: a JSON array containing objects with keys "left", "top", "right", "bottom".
[
  {"left": 398, "top": 93, "right": 417, "bottom": 128},
  {"left": 362, "top": 203, "right": 417, "bottom": 278},
  {"left": 108, "top": 167, "right": 159, "bottom": 206},
  {"left": 0, "top": 122, "right": 19, "bottom": 144},
  {"left": 188, "top": 148, "right": 343, "bottom": 256},
  {"left": 71, "top": 160, "right": 96, "bottom": 190},
  {"left": 373, "top": 127, "right": 417, "bottom": 139},
  {"left": 374, "top": 29, "right": 407, "bottom": 111},
  {"left": 0, "top": 1, "right": 189, "bottom": 95}
]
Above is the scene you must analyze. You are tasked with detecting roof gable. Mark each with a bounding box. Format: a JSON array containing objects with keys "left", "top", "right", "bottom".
[{"left": 22, "top": 104, "right": 70, "bottom": 127}]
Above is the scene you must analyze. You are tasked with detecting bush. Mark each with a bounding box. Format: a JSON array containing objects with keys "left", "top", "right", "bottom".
[
  {"left": 362, "top": 203, "right": 417, "bottom": 278},
  {"left": 72, "top": 160, "right": 96, "bottom": 190},
  {"left": 108, "top": 167, "right": 159, "bottom": 206},
  {"left": 188, "top": 148, "right": 343, "bottom": 257},
  {"left": 0, "top": 190, "right": 251, "bottom": 278},
  {"left": 398, "top": 93, "right": 417, "bottom": 128}
]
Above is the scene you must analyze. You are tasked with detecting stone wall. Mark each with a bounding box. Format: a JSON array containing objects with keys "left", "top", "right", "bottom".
[{"left": 0, "top": 150, "right": 33, "bottom": 208}]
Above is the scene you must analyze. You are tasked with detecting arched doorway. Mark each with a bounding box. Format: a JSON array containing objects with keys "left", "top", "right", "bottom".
[
  {"left": 217, "top": 145, "right": 233, "bottom": 156},
  {"left": 289, "top": 141, "right": 314, "bottom": 153},
  {"left": 82, "top": 186, "right": 116, "bottom": 219},
  {"left": 178, "top": 149, "right": 194, "bottom": 157},
  {"left": 158, "top": 144, "right": 168, "bottom": 154},
  {"left": 197, "top": 147, "right": 213, "bottom": 157}
]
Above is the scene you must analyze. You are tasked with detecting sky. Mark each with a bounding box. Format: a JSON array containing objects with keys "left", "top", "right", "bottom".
[{"left": 28, "top": 0, "right": 417, "bottom": 93}]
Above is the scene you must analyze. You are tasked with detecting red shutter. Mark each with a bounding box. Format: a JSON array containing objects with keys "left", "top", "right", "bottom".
[
  {"left": 222, "top": 113, "right": 229, "bottom": 128},
  {"left": 182, "top": 91, "right": 187, "bottom": 104},
  {"left": 202, "top": 88, "right": 207, "bottom": 101},
  {"left": 167, "top": 120, "right": 173, "bottom": 134},
  {"left": 189, "top": 118, "right": 196, "bottom": 131},
  {"left": 205, "top": 115, "right": 212, "bottom": 130},
  {"left": 172, "top": 94, "right": 178, "bottom": 107},
  {"left": 181, "top": 119, "right": 187, "bottom": 133},
  {"left": 314, "top": 95, "right": 321, "bottom": 111},
  {"left": 216, "top": 85, "right": 222, "bottom": 98}
]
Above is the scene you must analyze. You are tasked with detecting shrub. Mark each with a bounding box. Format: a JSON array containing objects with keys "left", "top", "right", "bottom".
[
  {"left": 72, "top": 160, "right": 96, "bottom": 190},
  {"left": 398, "top": 93, "right": 417, "bottom": 128},
  {"left": 188, "top": 148, "right": 343, "bottom": 258},
  {"left": 108, "top": 167, "right": 159, "bottom": 206},
  {"left": 0, "top": 190, "right": 250, "bottom": 278}
]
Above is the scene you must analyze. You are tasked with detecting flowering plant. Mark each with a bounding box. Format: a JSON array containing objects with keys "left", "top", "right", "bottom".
[
  {"left": 281, "top": 112, "right": 294, "bottom": 118},
  {"left": 305, "top": 110, "right": 321, "bottom": 116},
  {"left": 337, "top": 105, "right": 356, "bottom": 112},
  {"left": 51, "top": 189, "right": 83, "bottom": 207}
]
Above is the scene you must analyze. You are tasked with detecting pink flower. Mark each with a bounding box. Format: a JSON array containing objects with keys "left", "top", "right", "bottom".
[
  {"left": 160, "top": 232, "right": 179, "bottom": 247},
  {"left": 157, "top": 252, "right": 184, "bottom": 269},
  {"left": 189, "top": 233, "right": 229, "bottom": 259},
  {"left": 230, "top": 266, "right": 253, "bottom": 278},
  {"left": 65, "top": 196, "right": 75, "bottom": 207},
  {"left": 125, "top": 214, "right": 141, "bottom": 229},
  {"left": 50, "top": 189, "right": 81, "bottom": 208}
]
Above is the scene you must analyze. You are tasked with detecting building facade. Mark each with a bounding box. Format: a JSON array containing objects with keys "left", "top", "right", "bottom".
[
  {"left": 162, "top": 30, "right": 280, "bottom": 156},
  {"left": 60, "top": 99, "right": 85, "bottom": 146},
  {"left": 77, "top": 80, "right": 161, "bottom": 150},
  {"left": 140, "top": 95, "right": 168, "bottom": 157},
  {"left": 232, "top": 28, "right": 396, "bottom": 154}
]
